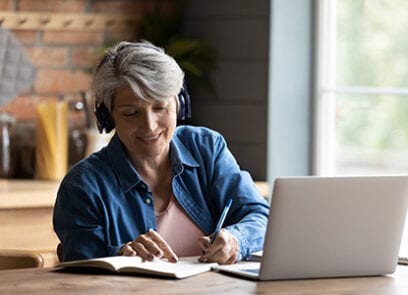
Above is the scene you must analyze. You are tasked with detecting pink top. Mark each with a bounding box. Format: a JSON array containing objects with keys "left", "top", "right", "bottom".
[{"left": 156, "top": 195, "right": 205, "bottom": 257}]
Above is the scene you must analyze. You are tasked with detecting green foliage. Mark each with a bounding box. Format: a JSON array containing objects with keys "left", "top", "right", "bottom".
[
  {"left": 337, "top": 0, "right": 408, "bottom": 87},
  {"left": 336, "top": 0, "right": 408, "bottom": 153},
  {"left": 140, "top": 0, "right": 217, "bottom": 95}
]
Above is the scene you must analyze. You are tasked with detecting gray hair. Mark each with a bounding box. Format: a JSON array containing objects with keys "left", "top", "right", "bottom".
[{"left": 92, "top": 41, "right": 184, "bottom": 113}]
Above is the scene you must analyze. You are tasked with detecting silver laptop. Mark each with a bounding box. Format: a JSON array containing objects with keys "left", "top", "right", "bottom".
[{"left": 216, "top": 176, "right": 408, "bottom": 280}]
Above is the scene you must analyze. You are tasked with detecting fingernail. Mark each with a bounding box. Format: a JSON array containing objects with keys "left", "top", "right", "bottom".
[
  {"left": 201, "top": 252, "right": 209, "bottom": 260},
  {"left": 199, "top": 257, "right": 207, "bottom": 263},
  {"left": 147, "top": 254, "right": 155, "bottom": 261}
]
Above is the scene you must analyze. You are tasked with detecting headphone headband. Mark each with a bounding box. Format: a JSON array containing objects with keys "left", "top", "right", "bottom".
[
  {"left": 94, "top": 42, "right": 192, "bottom": 133},
  {"left": 94, "top": 85, "right": 192, "bottom": 134}
]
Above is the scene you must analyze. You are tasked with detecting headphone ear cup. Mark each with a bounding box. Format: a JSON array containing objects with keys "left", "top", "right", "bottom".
[
  {"left": 177, "top": 83, "right": 192, "bottom": 121},
  {"left": 95, "top": 103, "right": 115, "bottom": 133},
  {"left": 177, "top": 92, "right": 186, "bottom": 120}
]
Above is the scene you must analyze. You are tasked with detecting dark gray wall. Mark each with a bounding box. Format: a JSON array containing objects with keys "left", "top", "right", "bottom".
[{"left": 182, "top": 0, "right": 270, "bottom": 180}]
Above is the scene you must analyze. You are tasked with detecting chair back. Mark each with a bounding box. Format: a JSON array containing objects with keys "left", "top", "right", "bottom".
[
  {"left": 0, "top": 250, "right": 44, "bottom": 270},
  {"left": 56, "top": 243, "right": 63, "bottom": 262}
]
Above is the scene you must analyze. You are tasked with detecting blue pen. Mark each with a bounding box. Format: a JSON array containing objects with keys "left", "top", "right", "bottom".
[{"left": 211, "top": 198, "right": 233, "bottom": 243}]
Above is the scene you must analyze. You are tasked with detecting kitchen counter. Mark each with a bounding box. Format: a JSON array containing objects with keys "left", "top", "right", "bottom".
[
  {"left": 0, "top": 180, "right": 60, "bottom": 267},
  {"left": 0, "top": 180, "right": 59, "bottom": 209}
]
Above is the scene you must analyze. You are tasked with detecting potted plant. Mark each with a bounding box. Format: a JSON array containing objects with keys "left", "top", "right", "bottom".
[{"left": 140, "top": 0, "right": 218, "bottom": 96}]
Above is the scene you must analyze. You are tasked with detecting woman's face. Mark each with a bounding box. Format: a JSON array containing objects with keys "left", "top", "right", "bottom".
[{"left": 112, "top": 84, "right": 178, "bottom": 161}]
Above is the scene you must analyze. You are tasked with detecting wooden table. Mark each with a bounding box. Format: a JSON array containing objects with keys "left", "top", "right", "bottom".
[{"left": 0, "top": 266, "right": 408, "bottom": 294}]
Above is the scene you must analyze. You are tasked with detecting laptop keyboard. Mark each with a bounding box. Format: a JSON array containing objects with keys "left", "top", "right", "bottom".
[
  {"left": 398, "top": 257, "right": 408, "bottom": 265},
  {"left": 242, "top": 268, "right": 260, "bottom": 274}
]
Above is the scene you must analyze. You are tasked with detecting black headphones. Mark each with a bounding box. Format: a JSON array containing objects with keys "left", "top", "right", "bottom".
[
  {"left": 95, "top": 84, "right": 192, "bottom": 134},
  {"left": 94, "top": 42, "right": 192, "bottom": 134}
]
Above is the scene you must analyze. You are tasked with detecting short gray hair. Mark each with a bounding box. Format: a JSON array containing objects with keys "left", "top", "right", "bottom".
[{"left": 92, "top": 41, "right": 184, "bottom": 112}]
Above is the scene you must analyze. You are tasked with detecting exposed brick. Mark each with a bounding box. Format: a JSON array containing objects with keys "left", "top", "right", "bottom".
[
  {"left": 42, "top": 31, "right": 104, "bottom": 46},
  {"left": 0, "top": 0, "right": 14, "bottom": 10},
  {"left": 0, "top": 95, "right": 56, "bottom": 120},
  {"left": 71, "top": 47, "right": 101, "bottom": 68},
  {"left": 11, "top": 30, "right": 38, "bottom": 45},
  {"left": 0, "top": 94, "right": 88, "bottom": 122},
  {"left": 0, "top": 0, "right": 177, "bottom": 125},
  {"left": 34, "top": 69, "right": 92, "bottom": 94},
  {"left": 91, "top": 0, "right": 174, "bottom": 15},
  {"left": 25, "top": 47, "right": 68, "bottom": 68},
  {"left": 18, "top": 0, "right": 87, "bottom": 12}
]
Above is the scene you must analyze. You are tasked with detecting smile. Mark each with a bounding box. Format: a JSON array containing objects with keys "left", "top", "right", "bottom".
[{"left": 139, "top": 133, "right": 161, "bottom": 143}]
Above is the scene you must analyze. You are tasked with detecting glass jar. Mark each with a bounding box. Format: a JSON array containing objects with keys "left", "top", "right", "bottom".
[
  {"left": 68, "top": 127, "right": 87, "bottom": 166},
  {"left": 0, "top": 112, "right": 17, "bottom": 178},
  {"left": 14, "top": 120, "right": 37, "bottom": 179}
]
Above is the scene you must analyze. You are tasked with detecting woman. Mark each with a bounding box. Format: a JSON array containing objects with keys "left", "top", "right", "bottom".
[{"left": 53, "top": 41, "right": 269, "bottom": 264}]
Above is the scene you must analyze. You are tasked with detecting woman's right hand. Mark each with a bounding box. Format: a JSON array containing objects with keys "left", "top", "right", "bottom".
[{"left": 119, "top": 229, "right": 178, "bottom": 263}]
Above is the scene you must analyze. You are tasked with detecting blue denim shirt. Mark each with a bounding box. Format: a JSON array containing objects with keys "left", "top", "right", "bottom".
[{"left": 53, "top": 126, "right": 269, "bottom": 262}]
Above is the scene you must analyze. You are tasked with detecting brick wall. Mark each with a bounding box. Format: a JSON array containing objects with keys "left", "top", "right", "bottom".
[
  {"left": 0, "top": 0, "right": 174, "bottom": 176},
  {"left": 0, "top": 0, "right": 174, "bottom": 122}
]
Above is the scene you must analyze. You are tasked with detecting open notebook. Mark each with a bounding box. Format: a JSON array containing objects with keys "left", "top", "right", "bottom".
[
  {"left": 59, "top": 256, "right": 217, "bottom": 279},
  {"left": 216, "top": 176, "right": 408, "bottom": 280}
]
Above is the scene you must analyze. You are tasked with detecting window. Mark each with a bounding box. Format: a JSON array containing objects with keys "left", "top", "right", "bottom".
[
  {"left": 315, "top": 0, "right": 408, "bottom": 256},
  {"left": 315, "top": 0, "right": 408, "bottom": 176}
]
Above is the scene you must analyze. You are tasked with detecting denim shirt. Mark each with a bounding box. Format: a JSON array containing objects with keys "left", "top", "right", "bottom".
[{"left": 53, "top": 126, "right": 270, "bottom": 262}]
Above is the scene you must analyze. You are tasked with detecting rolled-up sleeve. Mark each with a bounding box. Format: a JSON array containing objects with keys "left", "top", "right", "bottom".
[{"left": 209, "top": 133, "right": 270, "bottom": 261}]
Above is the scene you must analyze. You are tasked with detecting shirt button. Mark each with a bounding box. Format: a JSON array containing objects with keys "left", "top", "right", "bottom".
[{"left": 145, "top": 198, "right": 151, "bottom": 205}]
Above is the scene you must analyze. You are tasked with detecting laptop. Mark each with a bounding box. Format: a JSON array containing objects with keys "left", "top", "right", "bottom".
[{"left": 216, "top": 176, "right": 408, "bottom": 280}]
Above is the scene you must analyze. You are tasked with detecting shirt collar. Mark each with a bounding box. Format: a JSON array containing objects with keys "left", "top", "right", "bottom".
[
  {"left": 106, "top": 133, "right": 143, "bottom": 193},
  {"left": 170, "top": 134, "right": 200, "bottom": 170},
  {"left": 106, "top": 131, "right": 200, "bottom": 192}
]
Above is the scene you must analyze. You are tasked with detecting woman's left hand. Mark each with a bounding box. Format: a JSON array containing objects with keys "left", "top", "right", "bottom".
[{"left": 197, "top": 229, "right": 239, "bottom": 264}]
